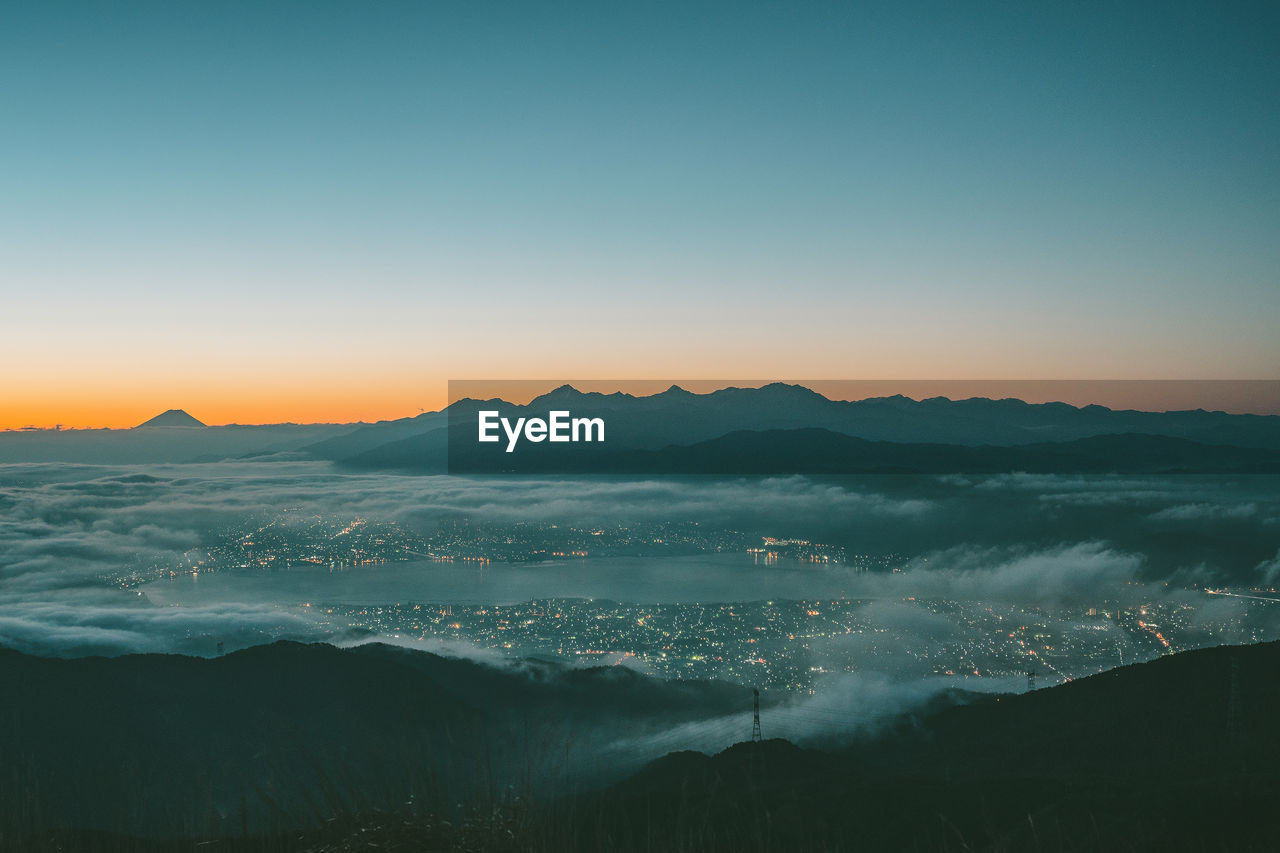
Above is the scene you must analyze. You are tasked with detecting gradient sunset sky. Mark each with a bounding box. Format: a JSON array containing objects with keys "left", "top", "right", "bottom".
[{"left": 3, "top": 1, "right": 1277, "bottom": 428}]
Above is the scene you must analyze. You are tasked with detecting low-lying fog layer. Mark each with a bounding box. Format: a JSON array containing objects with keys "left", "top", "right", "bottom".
[{"left": 2, "top": 463, "right": 1277, "bottom": 718}]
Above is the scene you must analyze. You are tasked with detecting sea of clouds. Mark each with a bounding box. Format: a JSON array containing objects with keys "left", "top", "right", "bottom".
[{"left": 1, "top": 461, "right": 1276, "bottom": 658}]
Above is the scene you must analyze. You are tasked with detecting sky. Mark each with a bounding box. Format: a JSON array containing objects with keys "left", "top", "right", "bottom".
[{"left": 2, "top": 1, "right": 1278, "bottom": 428}]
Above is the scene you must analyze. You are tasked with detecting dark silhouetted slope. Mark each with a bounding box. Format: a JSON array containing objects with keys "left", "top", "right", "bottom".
[
  {"left": 572, "top": 640, "right": 1280, "bottom": 852},
  {"left": 0, "top": 640, "right": 750, "bottom": 840},
  {"left": 302, "top": 411, "right": 448, "bottom": 460},
  {"left": 5, "top": 640, "right": 1279, "bottom": 851},
  {"left": 441, "top": 427, "right": 1280, "bottom": 474},
  {"left": 603, "top": 429, "right": 1280, "bottom": 474}
]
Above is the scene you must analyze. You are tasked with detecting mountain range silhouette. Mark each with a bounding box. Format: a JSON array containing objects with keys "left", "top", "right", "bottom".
[
  {"left": 6, "top": 385, "right": 1280, "bottom": 470},
  {"left": 309, "top": 384, "right": 1280, "bottom": 474}
]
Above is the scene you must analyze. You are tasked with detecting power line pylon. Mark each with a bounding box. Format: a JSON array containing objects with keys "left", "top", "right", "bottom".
[{"left": 751, "top": 688, "right": 762, "bottom": 743}]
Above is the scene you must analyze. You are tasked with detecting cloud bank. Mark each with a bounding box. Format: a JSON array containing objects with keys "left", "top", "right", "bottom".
[{"left": 1, "top": 462, "right": 1276, "bottom": 660}]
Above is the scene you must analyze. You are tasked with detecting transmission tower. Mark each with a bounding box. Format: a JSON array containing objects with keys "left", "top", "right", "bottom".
[
  {"left": 751, "top": 688, "right": 762, "bottom": 743},
  {"left": 1026, "top": 667, "right": 1036, "bottom": 692}
]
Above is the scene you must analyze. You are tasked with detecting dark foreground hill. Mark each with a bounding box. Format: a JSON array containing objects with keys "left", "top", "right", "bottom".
[
  {"left": 0, "top": 641, "right": 750, "bottom": 843},
  {"left": 571, "top": 640, "right": 1280, "bottom": 852},
  {"left": 3, "top": 641, "right": 1279, "bottom": 852}
]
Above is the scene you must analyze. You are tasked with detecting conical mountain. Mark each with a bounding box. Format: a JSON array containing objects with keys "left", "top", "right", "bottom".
[{"left": 135, "top": 409, "right": 206, "bottom": 428}]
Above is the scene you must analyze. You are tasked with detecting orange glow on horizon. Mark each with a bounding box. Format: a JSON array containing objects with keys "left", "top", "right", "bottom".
[
  {"left": 3, "top": 378, "right": 1278, "bottom": 431},
  {"left": 0, "top": 378, "right": 450, "bottom": 431},
  {"left": 0, "top": 397, "right": 442, "bottom": 432}
]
